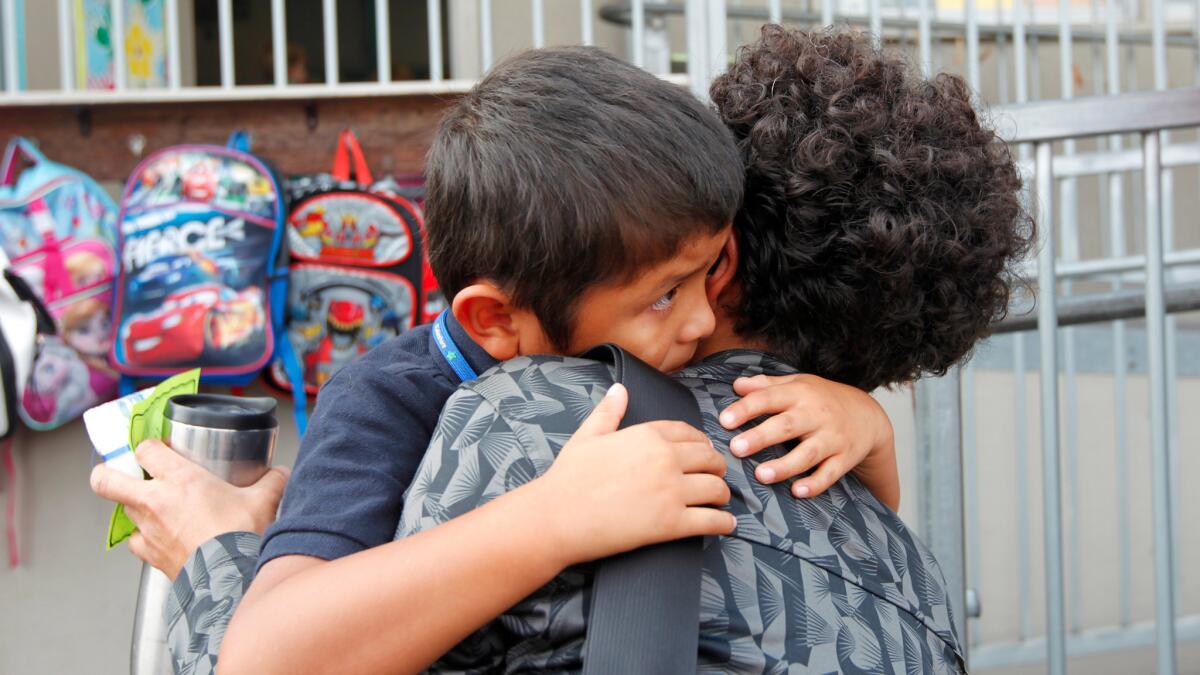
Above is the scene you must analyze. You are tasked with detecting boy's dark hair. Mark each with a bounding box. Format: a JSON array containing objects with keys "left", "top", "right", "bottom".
[
  {"left": 426, "top": 46, "right": 743, "bottom": 348},
  {"left": 711, "top": 27, "right": 1033, "bottom": 391}
]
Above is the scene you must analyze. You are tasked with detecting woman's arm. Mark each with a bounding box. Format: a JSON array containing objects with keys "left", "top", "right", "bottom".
[{"left": 219, "top": 384, "right": 734, "bottom": 675}]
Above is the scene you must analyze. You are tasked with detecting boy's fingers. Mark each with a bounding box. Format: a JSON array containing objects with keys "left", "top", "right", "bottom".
[
  {"left": 680, "top": 507, "right": 737, "bottom": 537},
  {"left": 90, "top": 464, "right": 148, "bottom": 508},
  {"left": 731, "top": 373, "right": 800, "bottom": 396},
  {"left": 681, "top": 474, "right": 731, "bottom": 506},
  {"left": 134, "top": 439, "right": 188, "bottom": 479},
  {"left": 755, "top": 439, "right": 832, "bottom": 484},
  {"left": 719, "top": 385, "right": 814, "bottom": 430},
  {"left": 675, "top": 441, "right": 727, "bottom": 476},
  {"left": 790, "top": 457, "right": 846, "bottom": 499},
  {"left": 574, "top": 383, "right": 628, "bottom": 438},
  {"left": 728, "top": 411, "right": 819, "bottom": 458},
  {"left": 638, "top": 420, "right": 709, "bottom": 444}
]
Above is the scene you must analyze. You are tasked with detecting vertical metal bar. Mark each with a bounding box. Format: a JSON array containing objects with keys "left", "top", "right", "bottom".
[
  {"left": 686, "top": 0, "right": 706, "bottom": 99},
  {"left": 376, "top": 0, "right": 391, "bottom": 83},
  {"left": 915, "top": 370, "right": 969, "bottom": 651},
  {"left": 1014, "top": 333, "right": 1034, "bottom": 641},
  {"left": 966, "top": 0, "right": 980, "bottom": 91},
  {"left": 480, "top": 0, "right": 493, "bottom": 72},
  {"left": 632, "top": 0, "right": 645, "bottom": 68},
  {"left": 581, "top": 0, "right": 594, "bottom": 46},
  {"left": 962, "top": 362, "right": 981, "bottom": 646},
  {"left": 1055, "top": 0, "right": 1081, "bottom": 639},
  {"left": 1013, "top": 0, "right": 1028, "bottom": 103},
  {"left": 869, "top": 0, "right": 882, "bottom": 45},
  {"left": 1104, "top": 0, "right": 1132, "bottom": 629},
  {"left": 1148, "top": 0, "right": 1180, "bottom": 621},
  {"left": 1035, "top": 141, "right": 1066, "bottom": 675},
  {"left": 1151, "top": 0, "right": 1167, "bottom": 89},
  {"left": 823, "top": 0, "right": 835, "bottom": 29},
  {"left": 769, "top": 0, "right": 782, "bottom": 24},
  {"left": 218, "top": 0, "right": 234, "bottom": 89},
  {"left": 532, "top": 0, "right": 544, "bottom": 49},
  {"left": 706, "top": 0, "right": 726, "bottom": 87},
  {"left": 111, "top": 0, "right": 126, "bottom": 89},
  {"left": 271, "top": 0, "right": 287, "bottom": 87},
  {"left": 1, "top": 0, "right": 15, "bottom": 93},
  {"left": 428, "top": 0, "right": 443, "bottom": 81},
  {"left": 1063, "top": 321, "right": 1081, "bottom": 635},
  {"left": 323, "top": 0, "right": 338, "bottom": 85},
  {"left": 1030, "top": 30, "right": 1041, "bottom": 103},
  {"left": 995, "top": 0, "right": 1008, "bottom": 103},
  {"left": 918, "top": 0, "right": 932, "bottom": 76},
  {"left": 57, "top": 0, "right": 73, "bottom": 91},
  {"left": 165, "top": 0, "right": 180, "bottom": 89},
  {"left": 1143, "top": 130, "right": 1177, "bottom": 675}
]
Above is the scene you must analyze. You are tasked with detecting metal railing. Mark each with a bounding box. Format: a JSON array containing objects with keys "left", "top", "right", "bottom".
[
  {"left": 915, "top": 85, "right": 1200, "bottom": 675},
  {"left": 1, "top": 1, "right": 1197, "bottom": 104}
]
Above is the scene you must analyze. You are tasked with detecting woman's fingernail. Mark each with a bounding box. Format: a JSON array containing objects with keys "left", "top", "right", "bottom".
[
  {"left": 730, "top": 438, "right": 748, "bottom": 456},
  {"left": 758, "top": 466, "right": 776, "bottom": 483},
  {"left": 605, "top": 383, "right": 624, "bottom": 397},
  {"left": 793, "top": 484, "right": 810, "bottom": 497},
  {"left": 729, "top": 513, "right": 738, "bottom": 530},
  {"left": 719, "top": 411, "right": 735, "bottom": 427}
]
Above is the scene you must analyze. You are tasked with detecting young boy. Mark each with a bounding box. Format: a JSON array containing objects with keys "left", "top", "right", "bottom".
[{"left": 169, "top": 46, "right": 899, "bottom": 673}]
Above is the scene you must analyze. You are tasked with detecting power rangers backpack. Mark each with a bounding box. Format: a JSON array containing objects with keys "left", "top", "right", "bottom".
[
  {"left": 110, "top": 132, "right": 308, "bottom": 429},
  {"left": 0, "top": 137, "right": 120, "bottom": 431},
  {"left": 268, "top": 130, "right": 432, "bottom": 396}
]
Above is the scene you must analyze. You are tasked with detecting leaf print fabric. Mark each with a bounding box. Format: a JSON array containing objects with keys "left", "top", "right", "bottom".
[
  {"left": 397, "top": 350, "right": 965, "bottom": 674},
  {"left": 164, "top": 531, "right": 261, "bottom": 675}
]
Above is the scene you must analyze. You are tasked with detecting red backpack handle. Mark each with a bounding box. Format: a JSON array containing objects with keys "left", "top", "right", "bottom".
[{"left": 331, "top": 129, "right": 373, "bottom": 184}]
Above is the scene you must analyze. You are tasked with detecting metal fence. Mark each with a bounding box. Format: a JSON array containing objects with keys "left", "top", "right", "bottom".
[
  {"left": 2, "top": 0, "right": 1199, "bottom": 672},
  {"left": 917, "top": 85, "right": 1200, "bottom": 675}
]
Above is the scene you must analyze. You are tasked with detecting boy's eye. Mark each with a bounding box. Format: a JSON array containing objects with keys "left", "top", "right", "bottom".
[{"left": 651, "top": 287, "right": 678, "bottom": 312}]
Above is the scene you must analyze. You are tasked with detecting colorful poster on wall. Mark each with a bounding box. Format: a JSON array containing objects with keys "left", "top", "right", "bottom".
[{"left": 74, "top": 0, "right": 165, "bottom": 90}]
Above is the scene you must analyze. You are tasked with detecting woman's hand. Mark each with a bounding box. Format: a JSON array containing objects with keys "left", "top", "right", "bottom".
[
  {"left": 716, "top": 373, "right": 900, "bottom": 510},
  {"left": 89, "top": 440, "right": 290, "bottom": 579},
  {"left": 523, "top": 383, "right": 736, "bottom": 568}
]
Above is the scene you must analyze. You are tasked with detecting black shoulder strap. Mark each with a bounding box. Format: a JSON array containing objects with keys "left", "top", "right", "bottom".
[{"left": 580, "top": 344, "right": 704, "bottom": 675}]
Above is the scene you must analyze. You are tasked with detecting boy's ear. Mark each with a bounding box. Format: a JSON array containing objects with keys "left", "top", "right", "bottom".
[
  {"left": 705, "top": 231, "right": 740, "bottom": 306},
  {"left": 451, "top": 283, "right": 523, "bottom": 361}
]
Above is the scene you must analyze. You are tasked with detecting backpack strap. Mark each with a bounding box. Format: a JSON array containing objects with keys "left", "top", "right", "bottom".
[
  {"left": 227, "top": 130, "right": 252, "bottom": 153},
  {"left": 579, "top": 344, "right": 704, "bottom": 675},
  {"left": 331, "top": 129, "right": 373, "bottom": 184},
  {"left": 1, "top": 137, "right": 47, "bottom": 187},
  {"left": 275, "top": 327, "right": 309, "bottom": 436}
]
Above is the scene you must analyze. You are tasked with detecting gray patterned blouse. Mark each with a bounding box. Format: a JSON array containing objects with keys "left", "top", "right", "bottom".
[{"left": 397, "top": 350, "right": 966, "bottom": 674}]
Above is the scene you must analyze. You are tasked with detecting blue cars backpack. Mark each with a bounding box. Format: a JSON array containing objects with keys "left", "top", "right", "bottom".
[
  {"left": 0, "top": 137, "right": 121, "bottom": 431},
  {"left": 110, "top": 132, "right": 308, "bottom": 431}
]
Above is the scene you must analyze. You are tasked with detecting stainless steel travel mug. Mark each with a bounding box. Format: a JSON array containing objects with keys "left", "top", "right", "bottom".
[{"left": 129, "top": 394, "right": 278, "bottom": 675}]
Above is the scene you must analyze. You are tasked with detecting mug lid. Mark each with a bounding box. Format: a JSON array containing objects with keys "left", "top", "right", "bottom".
[{"left": 165, "top": 394, "right": 278, "bottom": 431}]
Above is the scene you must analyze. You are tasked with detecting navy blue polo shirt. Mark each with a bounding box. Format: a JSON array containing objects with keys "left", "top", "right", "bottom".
[{"left": 258, "top": 313, "right": 498, "bottom": 570}]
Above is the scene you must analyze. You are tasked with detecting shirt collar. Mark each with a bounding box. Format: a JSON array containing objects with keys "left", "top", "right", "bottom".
[{"left": 430, "top": 312, "right": 499, "bottom": 383}]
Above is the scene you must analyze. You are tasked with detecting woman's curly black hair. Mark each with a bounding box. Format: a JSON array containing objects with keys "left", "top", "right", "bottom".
[{"left": 710, "top": 26, "right": 1033, "bottom": 391}]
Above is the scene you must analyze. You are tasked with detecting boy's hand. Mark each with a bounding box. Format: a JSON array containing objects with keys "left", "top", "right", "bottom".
[
  {"left": 89, "top": 440, "right": 290, "bottom": 580},
  {"left": 717, "top": 373, "right": 900, "bottom": 510},
  {"left": 530, "top": 383, "right": 736, "bottom": 568}
]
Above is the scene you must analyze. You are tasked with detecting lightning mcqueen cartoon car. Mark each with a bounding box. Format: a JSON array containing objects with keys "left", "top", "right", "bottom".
[{"left": 122, "top": 283, "right": 265, "bottom": 366}]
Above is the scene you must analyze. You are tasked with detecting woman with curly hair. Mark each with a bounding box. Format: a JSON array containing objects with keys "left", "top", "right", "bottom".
[
  {"left": 391, "top": 25, "right": 1032, "bottom": 673},
  {"left": 712, "top": 26, "right": 1030, "bottom": 392}
]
